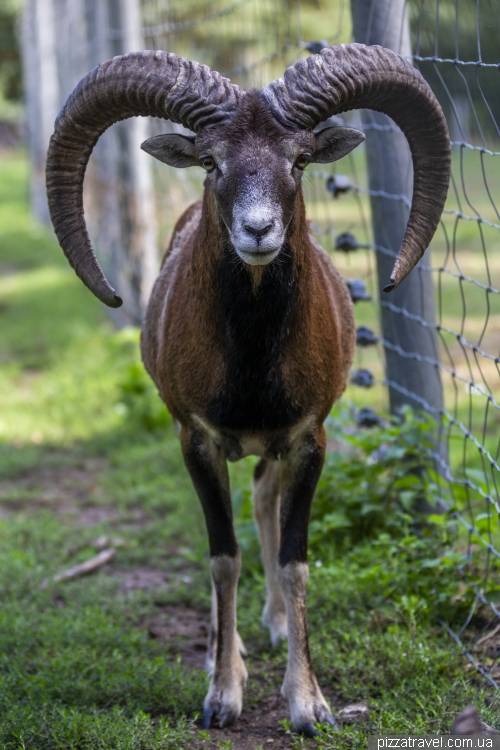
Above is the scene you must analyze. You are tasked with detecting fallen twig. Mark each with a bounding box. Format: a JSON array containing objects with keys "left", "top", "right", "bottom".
[
  {"left": 335, "top": 703, "right": 370, "bottom": 724},
  {"left": 41, "top": 548, "right": 116, "bottom": 588},
  {"left": 476, "top": 622, "right": 500, "bottom": 647}
]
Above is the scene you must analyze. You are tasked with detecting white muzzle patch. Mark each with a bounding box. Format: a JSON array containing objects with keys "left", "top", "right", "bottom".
[{"left": 230, "top": 195, "right": 285, "bottom": 266}]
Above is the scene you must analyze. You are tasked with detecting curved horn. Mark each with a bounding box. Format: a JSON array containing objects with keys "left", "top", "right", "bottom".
[
  {"left": 46, "top": 51, "right": 242, "bottom": 307},
  {"left": 260, "top": 43, "right": 450, "bottom": 291}
]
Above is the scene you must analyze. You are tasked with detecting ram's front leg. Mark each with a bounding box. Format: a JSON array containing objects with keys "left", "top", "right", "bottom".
[
  {"left": 206, "top": 578, "right": 247, "bottom": 675},
  {"left": 181, "top": 426, "right": 247, "bottom": 729},
  {"left": 278, "top": 424, "right": 338, "bottom": 737}
]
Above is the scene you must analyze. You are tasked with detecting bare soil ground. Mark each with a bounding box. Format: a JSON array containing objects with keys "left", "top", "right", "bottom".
[
  {"left": 0, "top": 458, "right": 108, "bottom": 513},
  {"left": 0, "top": 458, "right": 149, "bottom": 526}
]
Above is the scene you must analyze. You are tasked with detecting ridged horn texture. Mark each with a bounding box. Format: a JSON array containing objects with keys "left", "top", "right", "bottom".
[
  {"left": 260, "top": 43, "right": 451, "bottom": 291},
  {"left": 46, "top": 51, "right": 241, "bottom": 307}
]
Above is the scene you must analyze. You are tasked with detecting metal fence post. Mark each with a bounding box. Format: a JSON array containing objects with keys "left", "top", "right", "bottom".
[{"left": 350, "top": 0, "right": 445, "bottom": 421}]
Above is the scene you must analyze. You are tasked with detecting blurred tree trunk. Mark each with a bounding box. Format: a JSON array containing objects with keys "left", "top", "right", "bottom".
[
  {"left": 21, "top": 0, "right": 60, "bottom": 223},
  {"left": 21, "top": 0, "right": 158, "bottom": 326},
  {"left": 86, "top": 0, "right": 158, "bottom": 325}
]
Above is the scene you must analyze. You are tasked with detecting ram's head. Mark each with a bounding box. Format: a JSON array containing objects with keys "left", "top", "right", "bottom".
[{"left": 46, "top": 45, "right": 450, "bottom": 307}]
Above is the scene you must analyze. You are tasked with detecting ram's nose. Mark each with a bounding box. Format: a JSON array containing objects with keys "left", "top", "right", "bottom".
[{"left": 243, "top": 221, "right": 274, "bottom": 243}]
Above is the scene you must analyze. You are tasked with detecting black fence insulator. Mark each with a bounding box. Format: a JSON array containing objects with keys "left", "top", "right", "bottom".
[
  {"left": 350, "top": 369, "right": 374, "bottom": 388},
  {"left": 356, "top": 325, "right": 378, "bottom": 346},
  {"left": 347, "top": 279, "right": 371, "bottom": 303},
  {"left": 326, "top": 174, "right": 351, "bottom": 198},
  {"left": 304, "top": 40, "right": 329, "bottom": 54},
  {"left": 357, "top": 407, "right": 383, "bottom": 427},
  {"left": 335, "top": 231, "right": 359, "bottom": 252}
]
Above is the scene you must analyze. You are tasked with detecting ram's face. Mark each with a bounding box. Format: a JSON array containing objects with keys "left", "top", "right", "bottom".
[
  {"left": 141, "top": 94, "right": 364, "bottom": 267},
  {"left": 198, "top": 132, "right": 315, "bottom": 266}
]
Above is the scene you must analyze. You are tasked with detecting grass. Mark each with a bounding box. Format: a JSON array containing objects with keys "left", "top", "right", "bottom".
[{"left": 0, "top": 148, "right": 498, "bottom": 749}]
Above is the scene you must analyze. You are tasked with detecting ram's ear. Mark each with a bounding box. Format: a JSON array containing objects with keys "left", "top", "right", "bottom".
[
  {"left": 141, "top": 134, "right": 199, "bottom": 168},
  {"left": 312, "top": 126, "right": 365, "bottom": 164}
]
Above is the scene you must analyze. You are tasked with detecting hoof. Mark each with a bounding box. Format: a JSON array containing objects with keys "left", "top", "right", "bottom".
[
  {"left": 284, "top": 672, "right": 338, "bottom": 738},
  {"left": 202, "top": 652, "right": 247, "bottom": 731},
  {"left": 295, "top": 715, "right": 339, "bottom": 737},
  {"left": 299, "top": 721, "right": 317, "bottom": 738},
  {"left": 201, "top": 707, "right": 214, "bottom": 729},
  {"left": 219, "top": 709, "right": 238, "bottom": 729},
  {"left": 201, "top": 703, "right": 240, "bottom": 730}
]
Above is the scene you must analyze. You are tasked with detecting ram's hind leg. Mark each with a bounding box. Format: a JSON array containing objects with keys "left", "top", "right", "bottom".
[
  {"left": 181, "top": 426, "right": 247, "bottom": 729},
  {"left": 252, "top": 459, "right": 287, "bottom": 645}
]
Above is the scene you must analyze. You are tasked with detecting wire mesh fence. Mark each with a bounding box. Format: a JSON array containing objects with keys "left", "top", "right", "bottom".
[{"left": 21, "top": 0, "right": 500, "bottom": 685}]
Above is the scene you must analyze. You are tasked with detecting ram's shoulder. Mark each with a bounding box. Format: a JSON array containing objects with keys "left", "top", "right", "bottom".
[
  {"left": 160, "top": 200, "right": 203, "bottom": 270},
  {"left": 308, "top": 231, "right": 350, "bottom": 296}
]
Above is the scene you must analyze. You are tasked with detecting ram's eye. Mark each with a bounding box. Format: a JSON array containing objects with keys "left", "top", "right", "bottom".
[
  {"left": 295, "top": 154, "right": 310, "bottom": 170},
  {"left": 201, "top": 157, "right": 216, "bottom": 172}
]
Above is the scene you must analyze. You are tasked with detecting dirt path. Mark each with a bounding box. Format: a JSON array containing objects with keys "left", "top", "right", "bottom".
[{"left": 141, "top": 604, "right": 298, "bottom": 748}]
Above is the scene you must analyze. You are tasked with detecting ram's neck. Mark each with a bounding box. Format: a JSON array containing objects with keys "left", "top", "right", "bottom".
[
  {"left": 194, "top": 185, "right": 311, "bottom": 358},
  {"left": 190, "top": 188, "right": 313, "bottom": 432}
]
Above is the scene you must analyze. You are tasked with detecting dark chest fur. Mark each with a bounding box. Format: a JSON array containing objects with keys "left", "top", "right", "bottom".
[{"left": 206, "top": 244, "right": 302, "bottom": 432}]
